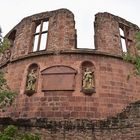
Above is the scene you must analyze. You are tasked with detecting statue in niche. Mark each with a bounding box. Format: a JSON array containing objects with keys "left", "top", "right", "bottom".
[
  {"left": 26, "top": 69, "right": 37, "bottom": 91},
  {"left": 82, "top": 68, "right": 94, "bottom": 89}
]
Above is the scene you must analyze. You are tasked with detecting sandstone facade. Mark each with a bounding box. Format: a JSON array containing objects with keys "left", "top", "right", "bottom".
[{"left": 0, "top": 8, "right": 140, "bottom": 139}]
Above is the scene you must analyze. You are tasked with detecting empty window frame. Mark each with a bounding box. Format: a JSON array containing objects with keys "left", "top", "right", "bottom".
[
  {"left": 119, "top": 24, "right": 131, "bottom": 53},
  {"left": 8, "top": 30, "right": 16, "bottom": 48},
  {"left": 33, "top": 20, "right": 49, "bottom": 52}
]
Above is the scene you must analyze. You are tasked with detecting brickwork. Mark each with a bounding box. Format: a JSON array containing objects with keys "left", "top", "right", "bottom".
[
  {"left": 94, "top": 12, "right": 139, "bottom": 55},
  {"left": 7, "top": 9, "right": 76, "bottom": 60},
  {"left": 0, "top": 101, "right": 140, "bottom": 140},
  {"left": 0, "top": 53, "right": 140, "bottom": 120},
  {"left": 0, "top": 8, "right": 140, "bottom": 139}
]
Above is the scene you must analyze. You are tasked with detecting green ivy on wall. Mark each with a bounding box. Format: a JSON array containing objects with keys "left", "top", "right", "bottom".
[
  {"left": 123, "top": 32, "right": 140, "bottom": 77},
  {"left": 123, "top": 52, "right": 140, "bottom": 75},
  {"left": 0, "top": 30, "right": 16, "bottom": 111},
  {"left": 0, "top": 125, "right": 40, "bottom": 140},
  {"left": 0, "top": 71, "right": 17, "bottom": 111},
  {"left": 0, "top": 90, "right": 17, "bottom": 111},
  {"left": 0, "top": 38, "right": 10, "bottom": 54}
]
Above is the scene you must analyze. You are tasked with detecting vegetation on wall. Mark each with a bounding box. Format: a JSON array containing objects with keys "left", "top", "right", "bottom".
[
  {"left": 135, "top": 31, "right": 140, "bottom": 50},
  {"left": 0, "top": 27, "right": 16, "bottom": 111},
  {"left": 0, "top": 125, "right": 40, "bottom": 140},
  {"left": 0, "top": 38, "right": 10, "bottom": 54},
  {"left": 0, "top": 71, "right": 17, "bottom": 111},
  {"left": 0, "top": 90, "right": 17, "bottom": 111},
  {"left": 123, "top": 32, "right": 140, "bottom": 76},
  {"left": 0, "top": 27, "right": 2, "bottom": 44},
  {"left": 0, "top": 27, "right": 10, "bottom": 54}
]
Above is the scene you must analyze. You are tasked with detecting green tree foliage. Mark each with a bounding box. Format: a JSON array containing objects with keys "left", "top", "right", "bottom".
[
  {"left": 0, "top": 71, "right": 17, "bottom": 111},
  {"left": 135, "top": 31, "right": 140, "bottom": 50},
  {"left": 0, "top": 125, "right": 40, "bottom": 140},
  {"left": 0, "top": 27, "right": 15, "bottom": 110},
  {"left": 0, "top": 27, "right": 2, "bottom": 46},
  {"left": 0, "top": 38, "right": 10, "bottom": 53},
  {"left": 123, "top": 32, "right": 140, "bottom": 76},
  {"left": 0, "top": 71, "right": 6, "bottom": 88},
  {"left": 0, "top": 27, "right": 10, "bottom": 54}
]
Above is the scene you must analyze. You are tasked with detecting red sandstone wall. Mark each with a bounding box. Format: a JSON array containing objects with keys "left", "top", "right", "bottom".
[
  {"left": 0, "top": 96, "right": 140, "bottom": 140},
  {"left": 94, "top": 12, "right": 139, "bottom": 55},
  {"left": 1, "top": 52, "right": 140, "bottom": 120},
  {"left": 0, "top": 9, "right": 140, "bottom": 121},
  {"left": 9, "top": 9, "right": 76, "bottom": 60}
]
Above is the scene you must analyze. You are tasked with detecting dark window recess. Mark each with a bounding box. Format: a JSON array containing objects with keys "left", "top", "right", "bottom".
[
  {"left": 8, "top": 30, "right": 16, "bottom": 47},
  {"left": 119, "top": 24, "right": 132, "bottom": 52},
  {"left": 33, "top": 20, "right": 49, "bottom": 52}
]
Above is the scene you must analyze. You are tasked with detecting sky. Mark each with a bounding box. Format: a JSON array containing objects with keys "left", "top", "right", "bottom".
[{"left": 0, "top": 0, "right": 140, "bottom": 48}]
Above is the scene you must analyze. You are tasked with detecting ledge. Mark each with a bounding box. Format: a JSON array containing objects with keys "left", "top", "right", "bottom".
[
  {"left": 0, "top": 49, "right": 124, "bottom": 68},
  {"left": 10, "top": 50, "right": 54, "bottom": 62},
  {"left": 11, "top": 50, "right": 123, "bottom": 62},
  {"left": 61, "top": 49, "right": 123, "bottom": 59}
]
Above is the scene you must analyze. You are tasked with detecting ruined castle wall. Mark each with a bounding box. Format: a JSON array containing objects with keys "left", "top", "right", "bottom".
[
  {"left": 0, "top": 101, "right": 140, "bottom": 140},
  {"left": 10, "top": 9, "right": 76, "bottom": 60},
  {"left": 1, "top": 52, "right": 140, "bottom": 120},
  {"left": 0, "top": 9, "right": 140, "bottom": 122},
  {"left": 94, "top": 12, "right": 139, "bottom": 55}
]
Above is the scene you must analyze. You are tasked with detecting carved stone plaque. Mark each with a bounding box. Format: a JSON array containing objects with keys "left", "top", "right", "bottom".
[{"left": 41, "top": 65, "right": 77, "bottom": 91}]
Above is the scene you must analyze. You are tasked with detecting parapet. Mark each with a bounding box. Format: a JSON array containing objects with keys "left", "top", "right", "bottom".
[
  {"left": 1, "top": 10, "right": 140, "bottom": 67},
  {"left": 5, "top": 8, "right": 76, "bottom": 61}
]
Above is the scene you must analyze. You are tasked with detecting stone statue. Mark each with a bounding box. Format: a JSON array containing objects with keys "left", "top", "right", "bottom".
[
  {"left": 83, "top": 68, "right": 94, "bottom": 89},
  {"left": 26, "top": 69, "right": 37, "bottom": 91}
]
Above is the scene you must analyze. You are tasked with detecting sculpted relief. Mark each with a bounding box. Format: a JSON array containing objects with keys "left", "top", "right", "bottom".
[
  {"left": 26, "top": 69, "right": 37, "bottom": 91},
  {"left": 82, "top": 61, "right": 95, "bottom": 94},
  {"left": 83, "top": 68, "right": 95, "bottom": 89},
  {"left": 25, "top": 64, "right": 38, "bottom": 96}
]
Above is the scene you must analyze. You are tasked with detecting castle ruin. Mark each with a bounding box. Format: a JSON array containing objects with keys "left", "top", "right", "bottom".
[{"left": 0, "top": 9, "right": 140, "bottom": 139}]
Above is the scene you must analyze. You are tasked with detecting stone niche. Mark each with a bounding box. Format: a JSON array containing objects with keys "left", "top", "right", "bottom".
[{"left": 41, "top": 65, "right": 77, "bottom": 91}]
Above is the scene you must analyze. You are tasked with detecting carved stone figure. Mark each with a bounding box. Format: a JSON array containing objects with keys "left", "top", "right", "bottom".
[
  {"left": 26, "top": 69, "right": 37, "bottom": 91},
  {"left": 83, "top": 68, "right": 94, "bottom": 89}
]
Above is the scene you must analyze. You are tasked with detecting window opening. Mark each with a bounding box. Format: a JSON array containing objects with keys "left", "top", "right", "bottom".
[
  {"left": 8, "top": 30, "right": 16, "bottom": 48},
  {"left": 33, "top": 20, "right": 49, "bottom": 52},
  {"left": 119, "top": 27, "right": 127, "bottom": 52},
  {"left": 119, "top": 24, "right": 131, "bottom": 53}
]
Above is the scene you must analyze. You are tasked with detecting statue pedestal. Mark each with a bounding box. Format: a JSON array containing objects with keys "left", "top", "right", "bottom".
[
  {"left": 82, "top": 87, "right": 95, "bottom": 95},
  {"left": 25, "top": 90, "right": 36, "bottom": 96}
]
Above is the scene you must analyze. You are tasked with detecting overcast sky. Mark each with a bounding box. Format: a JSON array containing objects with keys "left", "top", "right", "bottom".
[{"left": 0, "top": 0, "right": 140, "bottom": 48}]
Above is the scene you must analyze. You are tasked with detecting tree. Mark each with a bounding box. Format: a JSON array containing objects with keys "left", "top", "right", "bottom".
[
  {"left": 135, "top": 32, "right": 140, "bottom": 50},
  {"left": 123, "top": 32, "right": 140, "bottom": 76},
  {"left": 0, "top": 27, "right": 10, "bottom": 53},
  {"left": 0, "top": 27, "right": 2, "bottom": 46}
]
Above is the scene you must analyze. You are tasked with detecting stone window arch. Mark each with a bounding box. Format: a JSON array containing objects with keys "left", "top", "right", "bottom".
[
  {"left": 81, "top": 61, "right": 95, "bottom": 94},
  {"left": 25, "top": 63, "right": 39, "bottom": 96}
]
